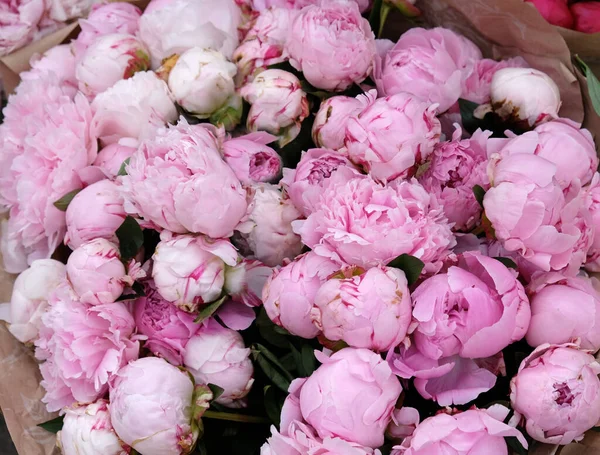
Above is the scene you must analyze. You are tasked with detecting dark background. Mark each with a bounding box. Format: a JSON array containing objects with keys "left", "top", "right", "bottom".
[{"left": 0, "top": 413, "right": 18, "bottom": 455}]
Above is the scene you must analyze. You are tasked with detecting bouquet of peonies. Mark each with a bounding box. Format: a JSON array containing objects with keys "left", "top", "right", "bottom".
[{"left": 1, "top": 0, "right": 600, "bottom": 454}]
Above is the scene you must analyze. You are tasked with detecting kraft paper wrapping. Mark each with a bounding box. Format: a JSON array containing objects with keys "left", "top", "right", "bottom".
[{"left": 0, "top": 0, "right": 599, "bottom": 454}]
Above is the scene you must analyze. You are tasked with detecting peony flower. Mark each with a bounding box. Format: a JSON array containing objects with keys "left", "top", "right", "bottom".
[
  {"left": 293, "top": 169, "right": 455, "bottom": 272},
  {"left": 49, "top": 0, "right": 94, "bottom": 22},
  {"left": 222, "top": 132, "right": 281, "bottom": 184},
  {"left": 394, "top": 405, "right": 527, "bottom": 454},
  {"left": 461, "top": 57, "right": 529, "bottom": 105},
  {"left": 109, "top": 357, "right": 201, "bottom": 455},
  {"left": 571, "top": 2, "right": 600, "bottom": 33},
  {"left": 225, "top": 259, "right": 273, "bottom": 308},
  {"left": 374, "top": 27, "right": 482, "bottom": 113},
  {"left": 91, "top": 71, "right": 178, "bottom": 145},
  {"left": 525, "top": 0, "right": 574, "bottom": 29},
  {"left": 287, "top": 1, "right": 376, "bottom": 91},
  {"left": 281, "top": 148, "right": 359, "bottom": 217},
  {"left": 66, "top": 239, "right": 127, "bottom": 305},
  {"left": 65, "top": 180, "right": 126, "bottom": 249},
  {"left": 152, "top": 233, "right": 239, "bottom": 312},
  {"left": 526, "top": 273, "right": 600, "bottom": 351},
  {"left": 345, "top": 93, "right": 441, "bottom": 182},
  {"left": 7, "top": 259, "right": 66, "bottom": 344},
  {"left": 134, "top": 280, "right": 200, "bottom": 365},
  {"left": 249, "top": 0, "right": 371, "bottom": 12},
  {"left": 183, "top": 319, "right": 254, "bottom": 407},
  {"left": 510, "top": 343, "right": 600, "bottom": 444},
  {"left": 35, "top": 282, "right": 140, "bottom": 412},
  {"left": 312, "top": 91, "right": 376, "bottom": 150},
  {"left": 76, "top": 33, "right": 150, "bottom": 99},
  {"left": 58, "top": 400, "right": 128, "bottom": 455},
  {"left": 585, "top": 173, "right": 600, "bottom": 271},
  {"left": 263, "top": 251, "right": 340, "bottom": 338},
  {"left": 120, "top": 118, "right": 247, "bottom": 237},
  {"left": 139, "top": 0, "right": 241, "bottom": 69},
  {"left": 73, "top": 2, "right": 142, "bottom": 58},
  {"left": 312, "top": 265, "right": 412, "bottom": 352},
  {"left": 92, "top": 138, "right": 138, "bottom": 179},
  {"left": 235, "top": 184, "right": 303, "bottom": 267},
  {"left": 0, "top": 0, "right": 49, "bottom": 56},
  {"left": 24, "top": 45, "right": 78, "bottom": 95},
  {"left": 418, "top": 127, "right": 491, "bottom": 231},
  {"left": 297, "top": 348, "right": 402, "bottom": 448},
  {"left": 487, "top": 67, "right": 561, "bottom": 127},
  {"left": 167, "top": 48, "right": 237, "bottom": 118},
  {"left": 240, "top": 69, "right": 309, "bottom": 147}
]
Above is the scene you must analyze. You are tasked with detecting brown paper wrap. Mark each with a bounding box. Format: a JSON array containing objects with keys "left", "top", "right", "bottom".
[{"left": 1, "top": 0, "right": 599, "bottom": 454}]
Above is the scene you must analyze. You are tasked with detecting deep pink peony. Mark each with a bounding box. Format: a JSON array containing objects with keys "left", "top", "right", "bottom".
[
  {"left": 374, "top": 27, "right": 482, "bottom": 113},
  {"left": 35, "top": 281, "right": 140, "bottom": 412},
  {"left": 461, "top": 57, "right": 529, "bottom": 104},
  {"left": 286, "top": 1, "right": 376, "bottom": 91},
  {"left": 293, "top": 169, "right": 455, "bottom": 272},
  {"left": 525, "top": 0, "right": 574, "bottom": 28},
  {"left": 222, "top": 132, "right": 281, "bottom": 184},
  {"left": 571, "top": 2, "right": 600, "bottom": 33},
  {"left": 345, "top": 92, "right": 441, "bottom": 182},
  {"left": 120, "top": 118, "right": 248, "bottom": 237}
]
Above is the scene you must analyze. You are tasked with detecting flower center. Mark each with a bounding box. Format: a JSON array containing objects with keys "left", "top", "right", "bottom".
[{"left": 553, "top": 382, "right": 576, "bottom": 406}]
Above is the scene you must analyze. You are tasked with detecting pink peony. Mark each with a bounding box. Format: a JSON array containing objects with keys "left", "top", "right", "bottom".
[
  {"left": 526, "top": 273, "right": 600, "bottom": 351},
  {"left": 91, "top": 71, "right": 178, "bottom": 146},
  {"left": 183, "top": 319, "right": 254, "bottom": 407},
  {"left": 35, "top": 282, "right": 140, "bottom": 412},
  {"left": 93, "top": 138, "right": 137, "bottom": 179},
  {"left": 152, "top": 233, "right": 239, "bottom": 312},
  {"left": 48, "top": 0, "right": 95, "bottom": 22},
  {"left": 374, "top": 27, "right": 482, "bottom": 113},
  {"left": 585, "top": 173, "right": 600, "bottom": 271},
  {"left": 510, "top": 343, "right": 600, "bottom": 444},
  {"left": 293, "top": 169, "right": 455, "bottom": 272},
  {"left": 461, "top": 57, "right": 529, "bottom": 105},
  {"left": 287, "top": 1, "right": 376, "bottom": 91},
  {"left": 0, "top": 0, "right": 47, "bottom": 56},
  {"left": 222, "top": 132, "right": 281, "bottom": 184},
  {"left": 418, "top": 127, "right": 491, "bottom": 231},
  {"left": 250, "top": 0, "right": 371, "bottom": 12},
  {"left": 571, "top": 2, "right": 600, "bottom": 33},
  {"left": 262, "top": 251, "right": 340, "bottom": 338},
  {"left": 312, "top": 265, "right": 412, "bottom": 352},
  {"left": 139, "top": 0, "right": 241, "bottom": 68},
  {"left": 240, "top": 69, "right": 309, "bottom": 147},
  {"left": 24, "top": 44, "right": 78, "bottom": 95},
  {"left": 298, "top": 348, "right": 402, "bottom": 448},
  {"left": 281, "top": 148, "right": 359, "bottom": 217},
  {"left": 133, "top": 280, "right": 200, "bottom": 365},
  {"left": 525, "top": 0, "right": 574, "bottom": 28},
  {"left": 235, "top": 184, "right": 303, "bottom": 267},
  {"left": 120, "top": 118, "right": 248, "bottom": 237},
  {"left": 394, "top": 405, "right": 527, "bottom": 454},
  {"left": 345, "top": 93, "right": 441, "bottom": 182},
  {"left": 66, "top": 239, "right": 127, "bottom": 305},
  {"left": 65, "top": 180, "right": 126, "bottom": 249},
  {"left": 225, "top": 259, "right": 273, "bottom": 308}
]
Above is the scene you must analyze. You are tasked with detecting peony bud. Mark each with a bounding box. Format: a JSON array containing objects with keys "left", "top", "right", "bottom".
[
  {"left": 222, "top": 132, "right": 281, "bottom": 184},
  {"left": 66, "top": 239, "right": 127, "bottom": 305},
  {"left": 93, "top": 138, "right": 138, "bottom": 179},
  {"left": 167, "top": 48, "right": 237, "bottom": 118}
]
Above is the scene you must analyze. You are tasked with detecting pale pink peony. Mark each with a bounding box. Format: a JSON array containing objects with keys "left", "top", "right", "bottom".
[
  {"left": 418, "top": 127, "right": 491, "bottom": 231},
  {"left": 461, "top": 57, "right": 529, "bottom": 105},
  {"left": 287, "top": 1, "right": 376, "bottom": 91},
  {"left": 35, "top": 282, "right": 139, "bottom": 412},
  {"left": 281, "top": 148, "right": 360, "bottom": 217},
  {"left": 66, "top": 239, "right": 127, "bottom": 305},
  {"left": 91, "top": 71, "right": 178, "bottom": 146},
  {"left": 240, "top": 69, "right": 309, "bottom": 147},
  {"left": 293, "top": 169, "right": 455, "bottom": 272},
  {"left": 510, "top": 343, "right": 600, "bottom": 444},
  {"left": 235, "top": 184, "right": 303, "bottom": 267},
  {"left": 48, "top": 0, "right": 95, "bottom": 22},
  {"left": 262, "top": 251, "right": 340, "bottom": 338},
  {"left": 225, "top": 259, "right": 273, "bottom": 308},
  {"left": 93, "top": 138, "right": 138, "bottom": 179},
  {"left": 345, "top": 93, "right": 441, "bottom": 182},
  {"left": 152, "top": 233, "right": 238, "bottom": 312},
  {"left": 250, "top": 0, "right": 371, "bottom": 12},
  {"left": 0, "top": 0, "right": 47, "bottom": 56},
  {"left": 65, "top": 180, "right": 126, "bottom": 249},
  {"left": 24, "top": 44, "right": 78, "bottom": 95},
  {"left": 58, "top": 399, "right": 128, "bottom": 455},
  {"left": 183, "top": 319, "right": 254, "bottom": 407},
  {"left": 222, "top": 132, "right": 281, "bottom": 184},
  {"left": 119, "top": 118, "right": 248, "bottom": 237},
  {"left": 139, "top": 0, "right": 241, "bottom": 68},
  {"left": 374, "top": 27, "right": 482, "bottom": 113},
  {"left": 133, "top": 280, "right": 200, "bottom": 365},
  {"left": 312, "top": 265, "right": 412, "bottom": 352},
  {"left": 584, "top": 173, "right": 600, "bottom": 271}
]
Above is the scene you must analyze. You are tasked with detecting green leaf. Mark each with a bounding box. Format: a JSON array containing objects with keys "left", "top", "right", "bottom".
[
  {"left": 574, "top": 55, "right": 600, "bottom": 117},
  {"left": 369, "top": 0, "right": 384, "bottom": 36},
  {"left": 202, "top": 410, "right": 270, "bottom": 424},
  {"left": 115, "top": 216, "right": 144, "bottom": 260},
  {"left": 256, "top": 308, "right": 289, "bottom": 349},
  {"left": 53, "top": 189, "right": 81, "bottom": 211},
  {"left": 473, "top": 185, "right": 486, "bottom": 208},
  {"left": 263, "top": 385, "right": 284, "bottom": 428},
  {"left": 207, "top": 383, "right": 224, "bottom": 402},
  {"left": 194, "top": 295, "right": 227, "bottom": 324},
  {"left": 378, "top": 3, "right": 392, "bottom": 37},
  {"left": 38, "top": 416, "right": 64, "bottom": 433},
  {"left": 289, "top": 343, "right": 317, "bottom": 377},
  {"left": 505, "top": 437, "right": 527, "bottom": 455},
  {"left": 195, "top": 441, "right": 208, "bottom": 455},
  {"left": 493, "top": 257, "right": 518, "bottom": 270},
  {"left": 386, "top": 254, "right": 425, "bottom": 286},
  {"left": 130, "top": 450, "right": 141, "bottom": 455},
  {"left": 279, "top": 352, "right": 297, "bottom": 373},
  {"left": 117, "top": 158, "right": 130, "bottom": 176},
  {"left": 458, "top": 98, "right": 481, "bottom": 134},
  {"left": 252, "top": 343, "right": 294, "bottom": 393}
]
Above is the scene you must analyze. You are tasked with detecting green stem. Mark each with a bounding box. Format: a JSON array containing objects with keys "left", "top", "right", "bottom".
[{"left": 202, "top": 411, "right": 270, "bottom": 424}]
